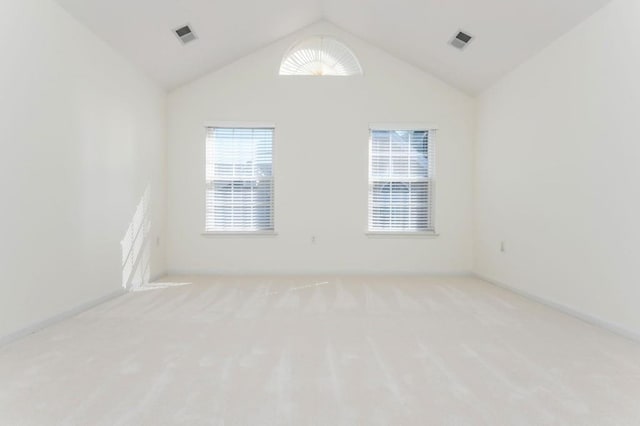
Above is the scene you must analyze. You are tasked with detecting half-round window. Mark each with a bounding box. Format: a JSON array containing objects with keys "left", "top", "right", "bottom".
[{"left": 279, "top": 36, "right": 363, "bottom": 76}]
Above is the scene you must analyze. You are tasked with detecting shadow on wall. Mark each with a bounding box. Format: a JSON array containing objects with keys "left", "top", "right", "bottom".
[{"left": 121, "top": 187, "right": 151, "bottom": 290}]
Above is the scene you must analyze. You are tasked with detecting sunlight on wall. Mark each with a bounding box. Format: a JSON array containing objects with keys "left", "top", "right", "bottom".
[{"left": 121, "top": 187, "right": 151, "bottom": 290}]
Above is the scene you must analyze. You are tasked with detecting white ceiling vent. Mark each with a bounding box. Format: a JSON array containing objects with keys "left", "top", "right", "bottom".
[
  {"left": 174, "top": 24, "right": 197, "bottom": 45},
  {"left": 449, "top": 31, "right": 473, "bottom": 50}
]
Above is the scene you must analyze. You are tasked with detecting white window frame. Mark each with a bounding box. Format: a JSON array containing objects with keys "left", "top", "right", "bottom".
[
  {"left": 366, "top": 123, "right": 438, "bottom": 237},
  {"left": 202, "top": 122, "right": 277, "bottom": 236}
]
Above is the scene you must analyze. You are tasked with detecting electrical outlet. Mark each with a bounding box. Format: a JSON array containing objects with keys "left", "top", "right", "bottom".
[{"left": 311, "top": 235, "right": 317, "bottom": 244}]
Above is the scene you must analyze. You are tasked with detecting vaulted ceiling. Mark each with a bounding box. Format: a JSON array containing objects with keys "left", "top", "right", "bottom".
[{"left": 55, "top": 0, "right": 611, "bottom": 94}]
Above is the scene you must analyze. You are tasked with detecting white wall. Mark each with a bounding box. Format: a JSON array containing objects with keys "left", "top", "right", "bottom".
[
  {"left": 167, "top": 22, "right": 475, "bottom": 275},
  {"left": 0, "top": 0, "right": 166, "bottom": 338},
  {"left": 475, "top": 0, "right": 640, "bottom": 335}
]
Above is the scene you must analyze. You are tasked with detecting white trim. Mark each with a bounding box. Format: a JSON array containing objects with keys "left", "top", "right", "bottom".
[
  {"left": 0, "top": 289, "right": 127, "bottom": 348},
  {"left": 167, "top": 269, "right": 474, "bottom": 277},
  {"left": 369, "top": 123, "right": 438, "bottom": 131},
  {"left": 204, "top": 121, "right": 276, "bottom": 129},
  {"left": 366, "top": 232, "right": 439, "bottom": 238},
  {"left": 201, "top": 231, "right": 278, "bottom": 237},
  {"left": 475, "top": 273, "right": 640, "bottom": 344}
]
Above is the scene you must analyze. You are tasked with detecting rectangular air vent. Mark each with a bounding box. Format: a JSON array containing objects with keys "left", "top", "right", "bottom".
[
  {"left": 450, "top": 30, "right": 473, "bottom": 50},
  {"left": 174, "top": 24, "right": 197, "bottom": 44}
]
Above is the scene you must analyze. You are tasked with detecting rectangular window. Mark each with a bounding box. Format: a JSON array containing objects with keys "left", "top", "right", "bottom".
[
  {"left": 205, "top": 127, "right": 274, "bottom": 232},
  {"left": 368, "top": 128, "right": 435, "bottom": 233}
]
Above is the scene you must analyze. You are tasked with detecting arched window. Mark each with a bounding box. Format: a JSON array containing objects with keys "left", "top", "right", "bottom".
[{"left": 279, "top": 36, "right": 363, "bottom": 76}]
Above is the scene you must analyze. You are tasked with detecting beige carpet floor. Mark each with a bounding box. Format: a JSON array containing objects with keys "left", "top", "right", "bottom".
[{"left": 1, "top": 275, "right": 639, "bottom": 425}]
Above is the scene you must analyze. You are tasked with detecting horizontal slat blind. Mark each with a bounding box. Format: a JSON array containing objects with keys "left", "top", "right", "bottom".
[
  {"left": 205, "top": 127, "right": 274, "bottom": 232},
  {"left": 368, "top": 129, "right": 435, "bottom": 232}
]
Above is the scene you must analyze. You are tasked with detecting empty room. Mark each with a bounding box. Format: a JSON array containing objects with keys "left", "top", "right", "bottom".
[{"left": 1, "top": 0, "right": 640, "bottom": 424}]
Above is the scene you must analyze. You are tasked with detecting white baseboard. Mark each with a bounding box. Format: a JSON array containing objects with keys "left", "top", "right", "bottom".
[
  {"left": 165, "top": 269, "right": 474, "bottom": 277},
  {"left": 475, "top": 273, "right": 640, "bottom": 344},
  {"left": 0, "top": 289, "right": 127, "bottom": 348}
]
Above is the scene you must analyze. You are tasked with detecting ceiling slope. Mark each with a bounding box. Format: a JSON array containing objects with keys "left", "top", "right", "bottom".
[
  {"left": 322, "top": 0, "right": 612, "bottom": 93},
  {"left": 55, "top": 0, "right": 611, "bottom": 93},
  {"left": 55, "top": 0, "right": 323, "bottom": 89}
]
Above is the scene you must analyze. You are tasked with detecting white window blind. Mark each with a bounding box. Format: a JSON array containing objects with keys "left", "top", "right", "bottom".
[
  {"left": 205, "top": 127, "right": 274, "bottom": 232},
  {"left": 368, "top": 129, "right": 435, "bottom": 233},
  {"left": 279, "top": 36, "right": 363, "bottom": 76}
]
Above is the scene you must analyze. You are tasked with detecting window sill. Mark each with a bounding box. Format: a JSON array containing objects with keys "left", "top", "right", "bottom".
[
  {"left": 366, "top": 231, "right": 439, "bottom": 239},
  {"left": 201, "top": 231, "right": 278, "bottom": 237}
]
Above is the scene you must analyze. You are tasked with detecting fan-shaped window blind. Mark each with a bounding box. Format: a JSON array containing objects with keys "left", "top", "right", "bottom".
[
  {"left": 279, "top": 36, "right": 363, "bottom": 76},
  {"left": 368, "top": 128, "right": 436, "bottom": 233},
  {"left": 205, "top": 127, "right": 274, "bottom": 232}
]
